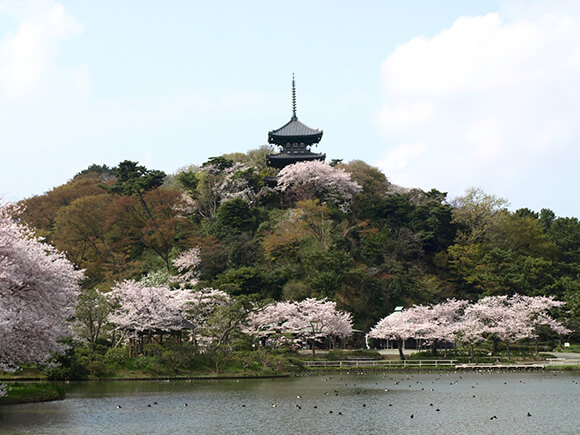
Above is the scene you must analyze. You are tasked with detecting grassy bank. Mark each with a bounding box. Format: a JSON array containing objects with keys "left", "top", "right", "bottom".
[{"left": 0, "top": 383, "right": 65, "bottom": 405}]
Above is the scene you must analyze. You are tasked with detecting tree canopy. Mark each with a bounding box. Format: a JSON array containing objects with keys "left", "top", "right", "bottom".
[{"left": 13, "top": 153, "right": 580, "bottom": 347}]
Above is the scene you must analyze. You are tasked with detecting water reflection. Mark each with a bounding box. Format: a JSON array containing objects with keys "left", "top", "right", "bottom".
[{"left": 1, "top": 372, "right": 579, "bottom": 434}]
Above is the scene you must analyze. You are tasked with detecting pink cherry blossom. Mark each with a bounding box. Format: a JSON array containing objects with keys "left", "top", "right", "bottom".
[
  {"left": 172, "top": 247, "right": 202, "bottom": 285},
  {"left": 275, "top": 161, "right": 361, "bottom": 209},
  {"left": 245, "top": 298, "right": 353, "bottom": 354},
  {"left": 107, "top": 280, "right": 228, "bottom": 338},
  {"left": 0, "top": 202, "right": 83, "bottom": 375}
]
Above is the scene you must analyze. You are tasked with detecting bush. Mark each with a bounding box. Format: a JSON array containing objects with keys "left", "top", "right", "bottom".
[
  {"left": 104, "top": 347, "right": 130, "bottom": 366},
  {"left": 0, "top": 383, "right": 65, "bottom": 404},
  {"left": 83, "top": 354, "right": 114, "bottom": 378},
  {"left": 132, "top": 355, "right": 157, "bottom": 373},
  {"left": 43, "top": 345, "right": 89, "bottom": 381}
]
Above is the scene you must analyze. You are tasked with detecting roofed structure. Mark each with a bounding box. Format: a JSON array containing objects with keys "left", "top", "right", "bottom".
[{"left": 266, "top": 75, "right": 325, "bottom": 169}]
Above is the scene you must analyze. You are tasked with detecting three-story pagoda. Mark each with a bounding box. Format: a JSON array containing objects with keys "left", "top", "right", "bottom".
[{"left": 266, "top": 75, "right": 325, "bottom": 169}]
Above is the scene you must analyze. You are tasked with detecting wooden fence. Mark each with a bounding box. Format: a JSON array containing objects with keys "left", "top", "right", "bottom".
[
  {"left": 546, "top": 358, "right": 580, "bottom": 366},
  {"left": 303, "top": 359, "right": 458, "bottom": 368}
]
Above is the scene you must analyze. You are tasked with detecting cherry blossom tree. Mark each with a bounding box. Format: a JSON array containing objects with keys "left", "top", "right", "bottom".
[
  {"left": 107, "top": 280, "right": 192, "bottom": 335},
  {"left": 428, "top": 299, "right": 469, "bottom": 356},
  {"left": 367, "top": 308, "right": 417, "bottom": 361},
  {"left": 216, "top": 163, "right": 258, "bottom": 204},
  {"left": 369, "top": 300, "right": 468, "bottom": 360},
  {"left": 453, "top": 315, "right": 488, "bottom": 362},
  {"left": 0, "top": 203, "right": 83, "bottom": 384},
  {"left": 510, "top": 294, "right": 570, "bottom": 355},
  {"left": 172, "top": 246, "right": 202, "bottom": 286},
  {"left": 245, "top": 298, "right": 353, "bottom": 356},
  {"left": 182, "top": 287, "right": 230, "bottom": 352},
  {"left": 193, "top": 160, "right": 257, "bottom": 218},
  {"left": 244, "top": 301, "right": 301, "bottom": 348},
  {"left": 367, "top": 305, "right": 446, "bottom": 361},
  {"left": 370, "top": 296, "right": 571, "bottom": 362},
  {"left": 245, "top": 301, "right": 296, "bottom": 335},
  {"left": 402, "top": 304, "right": 438, "bottom": 349},
  {"left": 107, "top": 279, "right": 230, "bottom": 355},
  {"left": 470, "top": 296, "right": 535, "bottom": 359},
  {"left": 275, "top": 161, "right": 362, "bottom": 210},
  {"left": 288, "top": 298, "right": 353, "bottom": 356}
]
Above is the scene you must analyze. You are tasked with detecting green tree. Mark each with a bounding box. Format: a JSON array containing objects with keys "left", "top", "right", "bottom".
[
  {"left": 103, "top": 160, "right": 166, "bottom": 219},
  {"left": 215, "top": 198, "right": 255, "bottom": 235},
  {"left": 451, "top": 187, "right": 509, "bottom": 245},
  {"left": 53, "top": 194, "right": 120, "bottom": 286},
  {"left": 203, "top": 295, "right": 267, "bottom": 355},
  {"left": 74, "top": 289, "right": 113, "bottom": 351}
]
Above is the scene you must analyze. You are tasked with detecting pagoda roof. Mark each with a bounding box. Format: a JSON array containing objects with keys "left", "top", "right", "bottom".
[
  {"left": 268, "top": 75, "right": 323, "bottom": 145},
  {"left": 268, "top": 116, "right": 323, "bottom": 145}
]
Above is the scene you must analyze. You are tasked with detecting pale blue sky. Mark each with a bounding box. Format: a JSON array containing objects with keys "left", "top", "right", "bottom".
[{"left": 1, "top": 0, "right": 580, "bottom": 218}]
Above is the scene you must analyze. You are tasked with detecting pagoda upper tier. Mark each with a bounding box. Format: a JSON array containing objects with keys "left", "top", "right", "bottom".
[
  {"left": 268, "top": 115, "right": 323, "bottom": 146},
  {"left": 266, "top": 76, "right": 325, "bottom": 169}
]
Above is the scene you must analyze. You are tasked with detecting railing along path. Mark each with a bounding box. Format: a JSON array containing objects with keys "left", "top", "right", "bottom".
[{"left": 303, "top": 359, "right": 457, "bottom": 368}]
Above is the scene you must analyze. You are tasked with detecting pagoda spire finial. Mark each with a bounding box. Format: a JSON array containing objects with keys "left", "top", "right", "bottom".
[{"left": 291, "top": 73, "right": 297, "bottom": 120}]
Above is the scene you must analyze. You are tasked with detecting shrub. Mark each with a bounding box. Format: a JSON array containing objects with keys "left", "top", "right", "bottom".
[{"left": 104, "top": 348, "right": 130, "bottom": 366}]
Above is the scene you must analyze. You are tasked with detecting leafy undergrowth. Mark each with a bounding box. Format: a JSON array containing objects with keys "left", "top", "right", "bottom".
[
  {"left": 0, "top": 367, "right": 46, "bottom": 380},
  {"left": 554, "top": 344, "right": 580, "bottom": 353},
  {"left": 0, "top": 383, "right": 65, "bottom": 405},
  {"left": 2, "top": 347, "right": 305, "bottom": 382}
]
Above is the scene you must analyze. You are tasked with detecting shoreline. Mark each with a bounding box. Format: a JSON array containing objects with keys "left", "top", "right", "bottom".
[{"left": 1, "top": 373, "right": 291, "bottom": 383}]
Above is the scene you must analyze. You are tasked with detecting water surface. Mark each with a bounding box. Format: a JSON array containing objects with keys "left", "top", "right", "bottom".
[{"left": 1, "top": 371, "right": 578, "bottom": 434}]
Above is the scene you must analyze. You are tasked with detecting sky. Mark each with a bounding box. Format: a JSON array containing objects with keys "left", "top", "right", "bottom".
[{"left": 1, "top": 0, "right": 579, "bottom": 218}]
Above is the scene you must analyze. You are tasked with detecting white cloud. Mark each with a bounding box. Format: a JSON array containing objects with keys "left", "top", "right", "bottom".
[
  {"left": 376, "top": 1, "right": 580, "bottom": 216},
  {"left": 378, "top": 143, "right": 426, "bottom": 172},
  {"left": 0, "top": 0, "right": 85, "bottom": 98},
  {"left": 376, "top": 101, "right": 433, "bottom": 130},
  {"left": 376, "top": 143, "right": 429, "bottom": 188}
]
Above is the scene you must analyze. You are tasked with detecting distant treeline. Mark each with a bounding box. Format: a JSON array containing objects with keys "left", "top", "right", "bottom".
[{"left": 19, "top": 148, "right": 579, "bottom": 336}]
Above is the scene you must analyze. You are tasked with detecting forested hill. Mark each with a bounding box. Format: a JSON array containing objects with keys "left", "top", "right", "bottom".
[{"left": 18, "top": 149, "right": 580, "bottom": 333}]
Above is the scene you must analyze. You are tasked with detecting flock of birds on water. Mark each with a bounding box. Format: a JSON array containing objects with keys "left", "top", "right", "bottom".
[{"left": 111, "top": 371, "right": 578, "bottom": 425}]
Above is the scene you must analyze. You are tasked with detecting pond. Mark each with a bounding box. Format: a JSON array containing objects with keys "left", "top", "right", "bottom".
[{"left": 1, "top": 371, "right": 578, "bottom": 434}]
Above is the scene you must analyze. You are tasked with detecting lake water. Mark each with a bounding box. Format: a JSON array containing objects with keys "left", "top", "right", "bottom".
[{"left": 1, "top": 371, "right": 578, "bottom": 434}]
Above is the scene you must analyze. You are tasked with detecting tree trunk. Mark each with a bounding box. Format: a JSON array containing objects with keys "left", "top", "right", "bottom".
[
  {"left": 470, "top": 343, "right": 475, "bottom": 363},
  {"left": 431, "top": 339, "right": 438, "bottom": 355},
  {"left": 506, "top": 342, "right": 511, "bottom": 360},
  {"left": 398, "top": 339, "right": 406, "bottom": 361}
]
